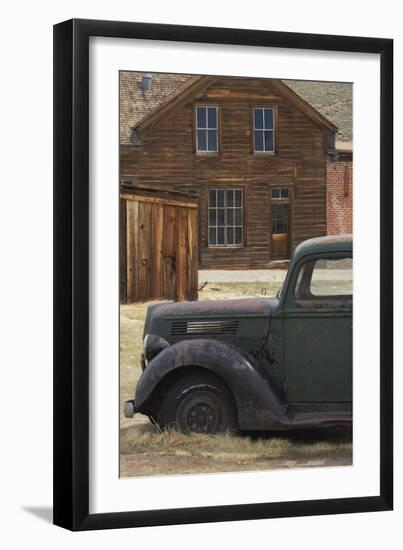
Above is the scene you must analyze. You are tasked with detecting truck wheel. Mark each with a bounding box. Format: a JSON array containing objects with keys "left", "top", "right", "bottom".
[{"left": 157, "top": 373, "right": 236, "bottom": 434}]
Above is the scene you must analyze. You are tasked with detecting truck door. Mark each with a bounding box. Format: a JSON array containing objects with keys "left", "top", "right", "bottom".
[{"left": 283, "top": 253, "right": 352, "bottom": 403}]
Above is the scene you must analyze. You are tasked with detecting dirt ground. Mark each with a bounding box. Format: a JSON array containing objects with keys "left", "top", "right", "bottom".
[{"left": 120, "top": 278, "right": 352, "bottom": 478}]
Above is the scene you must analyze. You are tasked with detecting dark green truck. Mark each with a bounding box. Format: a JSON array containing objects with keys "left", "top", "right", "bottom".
[{"left": 124, "top": 234, "right": 352, "bottom": 433}]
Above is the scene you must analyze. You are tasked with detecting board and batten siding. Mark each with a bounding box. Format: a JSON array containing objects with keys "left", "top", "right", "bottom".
[
  {"left": 120, "top": 188, "right": 198, "bottom": 303},
  {"left": 120, "top": 77, "right": 327, "bottom": 269}
]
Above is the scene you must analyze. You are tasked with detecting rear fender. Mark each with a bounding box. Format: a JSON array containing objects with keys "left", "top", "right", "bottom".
[{"left": 135, "top": 339, "right": 288, "bottom": 430}]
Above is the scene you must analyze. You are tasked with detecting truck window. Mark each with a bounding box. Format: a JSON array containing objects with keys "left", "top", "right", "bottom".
[{"left": 295, "top": 257, "right": 352, "bottom": 300}]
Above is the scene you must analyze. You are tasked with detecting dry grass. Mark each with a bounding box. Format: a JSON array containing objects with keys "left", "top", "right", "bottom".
[
  {"left": 120, "top": 421, "right": 352, "bottom": 477},
  {"left": 120, "top": 281, "right": 352, "bottom": 477}
]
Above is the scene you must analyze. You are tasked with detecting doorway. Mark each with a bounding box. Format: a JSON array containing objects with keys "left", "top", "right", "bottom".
[{"left": 271, "top": 187, "right": 290, "bottom": 259}]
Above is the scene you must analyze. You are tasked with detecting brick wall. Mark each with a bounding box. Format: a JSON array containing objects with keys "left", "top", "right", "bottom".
[{"left": 326, "top": 157, "right": 352, "bottom": 235}]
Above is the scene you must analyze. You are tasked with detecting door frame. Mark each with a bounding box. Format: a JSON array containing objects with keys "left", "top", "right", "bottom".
[{"left": 270, "top": 186, "right": 293, "bottom": 260}]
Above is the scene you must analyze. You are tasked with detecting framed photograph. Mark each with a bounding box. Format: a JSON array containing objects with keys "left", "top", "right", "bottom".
[{"left": 53, "top": 19, "right": 393, "bottom": 530}]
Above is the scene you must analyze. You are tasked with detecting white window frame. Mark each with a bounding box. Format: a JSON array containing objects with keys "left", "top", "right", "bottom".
[
  {"left": 271, "top": 187, "right": 289, "bottom": 200},
  {"left": 253, "top": 107, "right": 275, "bottom": 153},
  {"left": 196, "top": 105, "right": 219, "bottom": 153},
  {"left": 208, "top": 189, "right": 244, "bottom": 247}
]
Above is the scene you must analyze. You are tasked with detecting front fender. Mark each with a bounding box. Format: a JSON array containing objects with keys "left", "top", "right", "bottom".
[{"left": 135, "top": 339, "right": 288, "bottom": 430}]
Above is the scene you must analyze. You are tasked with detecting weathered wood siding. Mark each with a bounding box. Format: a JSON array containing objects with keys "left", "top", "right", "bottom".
[
  {"left": 121, "top": 191, "right": 198, "bottom": 303},
  {"left": 120, "top": 77, "right": 327, "bottom": 269}
]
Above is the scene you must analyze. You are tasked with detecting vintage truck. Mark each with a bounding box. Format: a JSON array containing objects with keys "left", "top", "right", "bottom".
[{"left": 124, "top": 234, "right": 352, "bottom": 433}]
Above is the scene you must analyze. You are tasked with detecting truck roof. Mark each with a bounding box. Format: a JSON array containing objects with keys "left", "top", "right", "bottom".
[{"left": 293, "top": 234, "right": 352, "bottom": 261}]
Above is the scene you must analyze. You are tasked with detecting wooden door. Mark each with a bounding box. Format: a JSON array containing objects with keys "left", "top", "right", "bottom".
[
  {"left": 122, "top": 196, "right": 198, "bottom": 303},
  {"left": 271, "top": 203, "right": 289, "bottom": 259}
]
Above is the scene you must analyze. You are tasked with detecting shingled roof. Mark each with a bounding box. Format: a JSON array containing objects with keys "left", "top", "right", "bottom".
[
  {"left": 120, "top": 72, "right": 351, "bottom": 146},
  {"left": 120, "top": 72, "right": 199, "bottom": 145}
]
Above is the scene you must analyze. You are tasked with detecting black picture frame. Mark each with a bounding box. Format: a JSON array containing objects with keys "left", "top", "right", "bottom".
[{"left": 53, "top": 18, "right": 393, "bottom": 531}]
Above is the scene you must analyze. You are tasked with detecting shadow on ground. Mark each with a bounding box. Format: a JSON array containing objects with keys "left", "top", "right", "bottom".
[{"left": 22, "top": 506, "right": 53, "bottom": 523}]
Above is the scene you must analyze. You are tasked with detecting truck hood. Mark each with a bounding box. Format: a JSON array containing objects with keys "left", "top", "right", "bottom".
[
  {"left": 143, "top": 297, "right": 280, "bottom": 351},
  {"left": 147, "top": 297, "right": 278, "bottom": 322}
]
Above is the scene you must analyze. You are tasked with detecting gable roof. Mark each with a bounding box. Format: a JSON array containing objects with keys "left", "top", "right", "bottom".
[
  {"left": 120, "top": 72, "right": 199, "bottom": 145},
  {"left": 120, "top": 72, "right": 342, "bottom": 146}
]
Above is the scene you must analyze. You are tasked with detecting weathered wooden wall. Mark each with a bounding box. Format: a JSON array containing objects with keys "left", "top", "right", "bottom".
[
  {"left": 120, "top": 188, "right": 198, "bottom": 303},
  {"left": 120, "top": 77, "right": 328, "bottom": 269}
]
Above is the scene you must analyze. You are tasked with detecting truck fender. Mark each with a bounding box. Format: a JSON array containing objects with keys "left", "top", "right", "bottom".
[{"left": 135, "top": 338, "right": 288, "bottom": 430}]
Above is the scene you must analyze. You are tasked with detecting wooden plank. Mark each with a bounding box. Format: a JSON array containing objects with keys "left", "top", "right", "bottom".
[
  {"left": 150, "top": 203, "right": 163, "bottom": 299},
  {"left": 119, "top": 199, "right": 127, "bottom": 303},
  {"left": 187, "top": 207, "right": 198, "bottom": 301},
  {"left": 207, "top": 91, "right": 281, "bottom": 101},
  {"left": 120, "top": 193, "right": 198, "bottom": 209},
  {"left": 137, "top": 202, "right": 151, "bottom": 301},
  {"left": 126, "top": 200, "right": 139, "bottom": 303},
  {"left": 176, "top": 207, "right": 188, "bottom": 301},
  {"left": 162, "top": 205, "right": 177, "bottom": 299}
]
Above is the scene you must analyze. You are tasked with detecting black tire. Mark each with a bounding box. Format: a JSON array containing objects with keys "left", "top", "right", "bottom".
[{"left": 157, "top": 372, "right": 237, "bottom": 434}]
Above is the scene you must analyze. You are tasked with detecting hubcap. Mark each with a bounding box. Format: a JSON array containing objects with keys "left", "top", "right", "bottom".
[
  {"left": 187, "top": 403, "right": 217, "bottom": 433},
  {"left": 176, "top": 390, "right": 226, "bottom": 434}
]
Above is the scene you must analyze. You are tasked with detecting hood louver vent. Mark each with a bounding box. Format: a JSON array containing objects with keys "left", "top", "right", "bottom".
[{"left": 171, "top": 319, "right": 239, "bottom": 338}]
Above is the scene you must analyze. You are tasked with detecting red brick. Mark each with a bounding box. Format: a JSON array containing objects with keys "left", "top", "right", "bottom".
[{"left": 326, "top": 159, "right": 352, "bottom": 235}]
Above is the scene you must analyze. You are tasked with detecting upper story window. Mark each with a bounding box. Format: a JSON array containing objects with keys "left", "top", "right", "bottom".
[
  {"left": 196, "top": 106, "right": 218, "bottom": 153},
  {"left": 253, "top": 107, "right": 275, "bottom": 153},
  {"left": 208, "top": 189, "right": 243, "bottom": 246}
]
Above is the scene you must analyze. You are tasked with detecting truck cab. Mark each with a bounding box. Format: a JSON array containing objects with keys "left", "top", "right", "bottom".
[{"left": 124, "top": 235, "right": 352, "bottom": 433}]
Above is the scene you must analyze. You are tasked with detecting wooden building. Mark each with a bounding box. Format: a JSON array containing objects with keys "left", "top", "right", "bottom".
[{"left": 120, "top": 73, "right": 340, "bottom": 269}]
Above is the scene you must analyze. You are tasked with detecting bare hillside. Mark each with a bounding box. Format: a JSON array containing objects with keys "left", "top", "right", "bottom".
[{"left": 284, "top": 80, "right": 352, "bottom": 142}]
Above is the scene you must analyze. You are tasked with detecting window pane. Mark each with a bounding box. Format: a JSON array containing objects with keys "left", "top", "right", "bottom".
[
  {"left": 217, "top": 190, "right": 225, "bottom": 207},
  {"left": 208, "top": 209, "right": 216, "bottom": 226},
  {"left": 254, "top": 108, "right": 264, "bottom": 129},
  {"left": 272, "top": 204, "right": 288, "bottom": 234},
  {"left": 254, "top": 130, "right": 264, "bottom": 151},
  {"left": 235, "top": 209, "right": 242, "bottom": 225},
  {"left": 272, "top": 188, "right": 289, "bottom": 200},
  {"left": 226, "top": 189, "right": 234, "bottom": 207},
  {"left": 227, "top": 227, "right": 234, "bottom": 245},
  {"left": 208, "top": 189, "right": 216, "bottom": 207},
  {"left": 294, "top": 263, "right": 308, "bottom": 298},
  {"left": 235, "top": 227, "right": 242, "bottom": 244},
  {"left": 207, "top": 129, "right": 217, "bottom": 151},
  {"left": 217, "top": 227, "right": 225, "bottom": 244},
  {"left": 264, "top": 108, "right": 274, "bottom": 129},
  {"left": 197, "top": 130, "right": 207, "bottom": 151},
  {"left": 227, "top": 209, "right": 234, "bottom": 225},
  {"left": 217, "top": 208, "right": 225, "bottom": 226},
  {"left": 310, "top": 258, "right": 353, "bottom": 297},
  {"left": 197, "top": 106, "right": 206, "bottom": 128},
  {"left": 207, "top": 107, "right": 217, "bottom": 128},
  {"left": 209, "top": 227, "right": 217, "bottom": 245},
  {"left": 264, "top": 130, "right": 274, "bottom": 151},
  {"left": 235, "top": 190, "right": 242, "bottom": 207}
]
